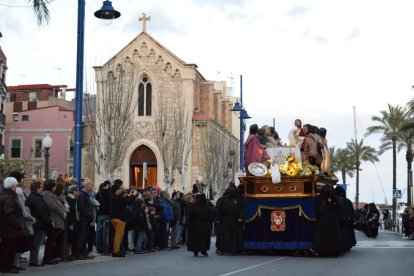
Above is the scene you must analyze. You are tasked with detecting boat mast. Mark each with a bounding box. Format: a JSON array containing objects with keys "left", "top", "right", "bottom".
[{"left": 353, "top": 106, "right": 357, "bottom": 141}]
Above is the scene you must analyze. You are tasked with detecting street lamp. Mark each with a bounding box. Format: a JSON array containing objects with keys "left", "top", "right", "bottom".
[
  {"left": 73, "top": 1, "right": 121, "bottom": 186},
  {"left": 42, "top": 132, "right": 53, "bottom": 180},
  {"left": 231, "top": 75, "right": 250, "bottom": 172}
]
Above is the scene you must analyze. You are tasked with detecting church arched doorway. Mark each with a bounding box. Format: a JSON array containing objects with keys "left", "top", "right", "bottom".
[{"left": 130, "top": 145, "right": 157, "bottom": 188}]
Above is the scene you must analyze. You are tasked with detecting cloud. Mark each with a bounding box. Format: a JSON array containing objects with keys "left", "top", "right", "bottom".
[
  {"left": 313, "top": 36, "right": 328, "bottom": 44},
  {"left": 147, "top": 6, "right": 186, "bottom": 35},
  {"left": 302, "top": 29, "right": 328, "bottom": 44},
  {"left": 346, "top": 27, "right": 361, "bottom": 41},
  {"left": 197, "top": 0, "right": 249, "bottom": 8},
  {"left": 287, "top": 5, "right": 312, "bottom": 20}
]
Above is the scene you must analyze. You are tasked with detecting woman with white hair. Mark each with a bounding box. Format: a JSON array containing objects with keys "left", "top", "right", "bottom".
[{"left": 0, "top": 177, "right": 24, "bottom": 273}]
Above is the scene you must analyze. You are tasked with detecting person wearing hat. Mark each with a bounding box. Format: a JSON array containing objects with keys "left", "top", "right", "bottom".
[
  {"left": 186, "top": 193, "right": 212, "bottom": 257},
  {"left": 0, "top": 177, "right": 24, "bottom": 273}
]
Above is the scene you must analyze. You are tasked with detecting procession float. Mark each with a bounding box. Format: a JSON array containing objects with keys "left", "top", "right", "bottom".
[{"left": 240, "top": 148, "right": 338, "bottom": 250}]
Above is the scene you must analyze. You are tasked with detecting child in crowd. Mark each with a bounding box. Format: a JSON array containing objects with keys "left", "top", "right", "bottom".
[{"left": 135, "top": 199, "right": 149, "bottom": 254}]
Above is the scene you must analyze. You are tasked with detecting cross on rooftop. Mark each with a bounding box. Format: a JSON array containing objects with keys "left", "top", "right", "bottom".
[{"left": 139, "top": 13, "right": 151, "bottom": 33}]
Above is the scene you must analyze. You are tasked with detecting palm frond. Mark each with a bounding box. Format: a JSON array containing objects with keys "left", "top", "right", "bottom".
[{"left": 31, "top": 0, "right": 51, "bottom": 26}]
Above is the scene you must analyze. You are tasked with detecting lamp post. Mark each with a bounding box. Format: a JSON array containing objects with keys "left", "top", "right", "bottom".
[
  {"left": 42, "top": 132, "right": 53, "bottom": 180},
  {"left": 73, "top": 1, "right": 121, "bottom": 186},
  {"left": 231, "top": 75, "right": 250, "bottom": 172}
]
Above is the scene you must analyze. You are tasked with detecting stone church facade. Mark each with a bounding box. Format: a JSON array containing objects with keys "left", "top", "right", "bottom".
[{"left": 92, "top": 17, "right": 239, "bottom": 193}]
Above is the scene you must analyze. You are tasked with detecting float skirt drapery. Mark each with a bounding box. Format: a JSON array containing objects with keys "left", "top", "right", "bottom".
[{"left": 244, "top": 197, "right": 316, "bottom": 250}]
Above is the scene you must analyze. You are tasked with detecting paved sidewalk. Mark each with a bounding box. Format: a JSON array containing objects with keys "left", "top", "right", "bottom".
[{"left": 19, "top": 245, "right": 115, "bottom": 273}]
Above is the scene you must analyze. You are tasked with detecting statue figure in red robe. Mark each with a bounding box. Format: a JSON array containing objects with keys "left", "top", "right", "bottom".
[{"left": 244, "top": 124, "right": 270, "bottom": 173}]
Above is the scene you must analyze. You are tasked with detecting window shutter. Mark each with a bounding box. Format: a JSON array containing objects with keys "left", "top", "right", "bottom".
[{"left": 12, "top": 139, "right": 21, "bottom": 148}]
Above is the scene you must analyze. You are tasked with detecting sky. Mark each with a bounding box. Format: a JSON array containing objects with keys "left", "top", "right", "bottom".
[{"left": 1, "top": 0, "right": 414, "bottom": 205}]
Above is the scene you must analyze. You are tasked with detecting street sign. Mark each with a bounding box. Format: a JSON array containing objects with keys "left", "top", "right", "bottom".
[
  {"left": 393, "top": 189, "right": 402, "bottom": 199},
  {"left": 70, "top": 123, "right": 93, "bottom": 148}
]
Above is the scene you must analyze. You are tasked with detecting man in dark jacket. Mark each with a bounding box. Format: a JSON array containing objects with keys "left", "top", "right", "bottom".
[
  {"left": 0, "top": 177, "right": 24, "bottom": 273},
  {"left": 74, "top": 178, "right": 95, "bottom": 260},
  {"left": 176, "top": 192, "right": 186, "bottom": 246},
  {"left": 66, "top": 185, "right": 80, "bottom": 260},
  {"left": 26, "top": 181, "right": 54, "bottom": 266},
  {"left": 109, "top": 179, "right": 137, "bottom": 257},
  {"left": 96, "top": 180, "right": 111, "bottom": 253}
]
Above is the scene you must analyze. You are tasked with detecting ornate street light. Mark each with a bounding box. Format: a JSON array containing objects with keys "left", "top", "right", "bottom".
[
  {"left": 94, "top": 1, "right": 121, "bottom": 20},
  {"left": 42, "top": 132, "right": 53, "bottom": 180},
  {"left": 231, "top": 75, "right": 251, "bottom": 172},
  {"left": 73, "top": 1, "right": 121, "bottom": 186}
]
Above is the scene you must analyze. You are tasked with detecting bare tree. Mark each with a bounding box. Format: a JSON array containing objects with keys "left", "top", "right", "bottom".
[
  {"left": 154, "top": 91, "right": 192, "bottom": 192},
  {"left": 198, "top": 122, "right": 238, "bottom": 198},
  {"left": 84, "top": 60, "right": 138, "bottom": 182}
]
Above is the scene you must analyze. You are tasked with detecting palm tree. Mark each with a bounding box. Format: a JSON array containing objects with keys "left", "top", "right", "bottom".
[
  {"left": 398, "top": 117, "right": 414, "bottom": 208},
  {"left": 346, "top": 139, "right": 378, "bottom": 209},
  {"left": 331, "top": 147, "right": 355, "bottom": 184},
  {"left": 31, "top": 0, "right": 51, "bottom": 25},
  {"left": 365, "top": 104, "right": 409, "bottom": 222}
]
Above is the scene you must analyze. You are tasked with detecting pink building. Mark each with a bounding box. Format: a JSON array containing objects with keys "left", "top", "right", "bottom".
[
  {"left": 5, "top": 105, "right": 75, "bottom": 179},
  {"left": 0, "top": 35, "right": 7, "bottom": 156}
]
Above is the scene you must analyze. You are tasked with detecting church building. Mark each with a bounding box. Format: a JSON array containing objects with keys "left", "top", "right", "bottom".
[{"left": 90, "top": 14, "right": 240, "bottom": 194}]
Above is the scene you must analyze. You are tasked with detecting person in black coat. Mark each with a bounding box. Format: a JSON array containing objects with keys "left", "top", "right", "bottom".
[
  {"left": 402, "top": 208, "right": 410, "bottom": 238},
  {"left": 215, "top": 184, "right": 244, "bottom": 255},
  {"left": 134, "top": 198, "right": 149, "bottom": 253},
  {"left": 187, "top": 193, "right": 212, "bottom": 257},
  {"left": 26, "top": 181, "right": 54, "bottom": 266},
  {"left": 66, "top": 185, "right": 80, "bottom": 260},
  {"left": 73, "top": 178, "right": 95, "bottom": 260},
  {"left": 96, "top": 180, "right": 111, "bottom": 253},
  {"left": 313, "top": 185, "right": 343, "bottom": 256},
  {"left": 334, "top": 186, "right": 356, "bottom": 250},
  {"left": 0, "top": 177, "right": 24, "bottom": 273},
  {"left": 109, "top": 180, "right": 137, "bottom": 257},
  {"left": 365, "top": 203, "right": 380, "bottom": 238}
]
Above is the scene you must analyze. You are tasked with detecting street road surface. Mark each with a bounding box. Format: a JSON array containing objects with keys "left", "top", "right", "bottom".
[{"left": 22, "top": 230, "right": 414, "bottom": 276}]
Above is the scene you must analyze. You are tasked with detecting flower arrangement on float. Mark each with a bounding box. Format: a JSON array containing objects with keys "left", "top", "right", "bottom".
[{"left": 277, "top": 153, "right": 319, "bottom": 177}]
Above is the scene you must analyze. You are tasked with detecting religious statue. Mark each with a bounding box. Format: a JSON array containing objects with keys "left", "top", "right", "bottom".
[
  {"left": 288, "top": 119, "right": 304, "bottom": 147},
  {"left": 244, "top": 124, "right": 270, "bottom": 173}
]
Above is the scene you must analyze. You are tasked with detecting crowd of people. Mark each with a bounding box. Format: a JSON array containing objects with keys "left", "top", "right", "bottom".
[
  {"left": 353, "top": 204, "right": 414, "bottom": 240},
  {"left": 0, "top": 172, "right": 247, "bottom": 274},
  {"left": 354, "top": 203, "right": 380, "bottom": 238}
]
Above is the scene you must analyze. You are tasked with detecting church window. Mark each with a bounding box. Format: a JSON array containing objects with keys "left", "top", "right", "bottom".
[{"left": 138, "top": 76, "right": 152, "bottom": 116}]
